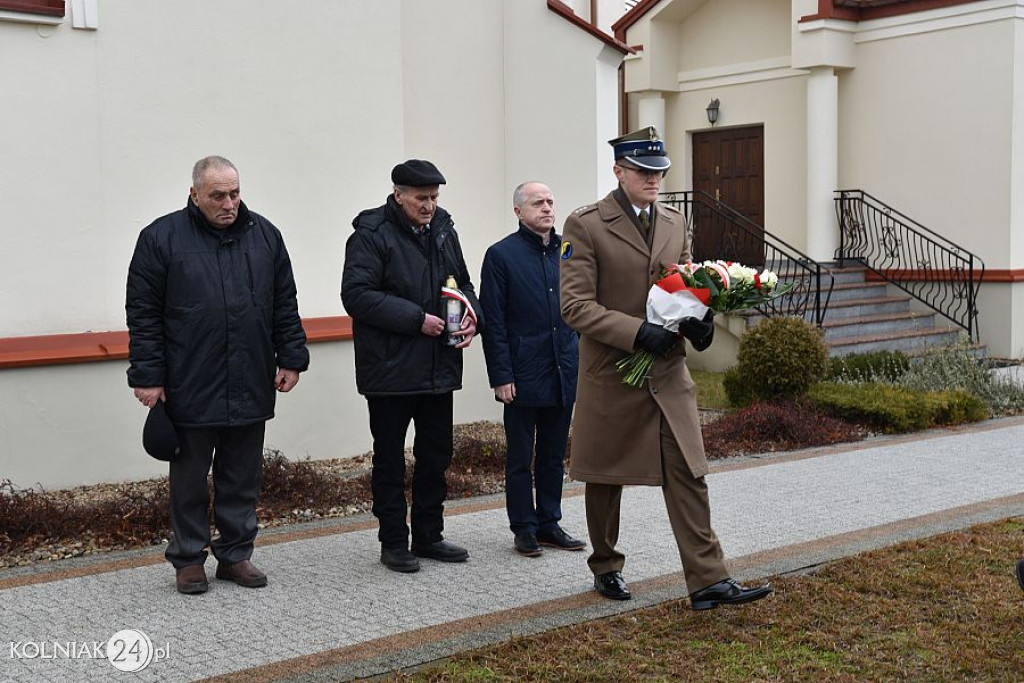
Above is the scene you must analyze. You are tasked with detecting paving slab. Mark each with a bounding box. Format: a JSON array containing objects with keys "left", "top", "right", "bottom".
[{"left": 2, "top": 417, "right": 1024, "bottom": 682}]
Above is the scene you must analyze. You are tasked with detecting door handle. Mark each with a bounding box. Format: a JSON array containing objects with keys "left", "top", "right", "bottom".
[{"left": 715, "top": 188, "right": 720, "bottom": 201}]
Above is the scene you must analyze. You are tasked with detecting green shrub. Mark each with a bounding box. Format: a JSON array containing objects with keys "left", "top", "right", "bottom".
[
  {"left": 896, "top": 337, "right": 1024, "bottom": 417},
  {"left": 722, "top": 365, "right": 754, "bottom": 407},
  {"left": 925, "top": 390, "right": 989, "bottom": 425},
  {"left": 809, "top": 382, "right": 987, "bottom": 433},
  {"left": 826, "top": 350, "right": 910, "bottom": 383},
  {"left": 725, "top": 317, "right": 829, "bottom": 406}
]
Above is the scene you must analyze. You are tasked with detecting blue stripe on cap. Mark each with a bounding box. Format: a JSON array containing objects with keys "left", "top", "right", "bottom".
[{"left": 613, "top": 140, "right": 665, "bottom": 159}]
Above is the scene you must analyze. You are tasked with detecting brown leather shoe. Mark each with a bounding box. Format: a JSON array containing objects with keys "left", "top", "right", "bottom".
[
  {"left": 215, "top": 559, "right": 268, "bottom": 588},
  {"left": 175, "top": 564, "right": 208, "bottom": 594}
]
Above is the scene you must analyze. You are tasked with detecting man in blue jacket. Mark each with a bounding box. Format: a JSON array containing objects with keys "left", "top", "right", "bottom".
[
  {"left": 480, "top": 182, "right": 585, "bottom": 557},
  {"left": 126, "top": 156, "right": 309, "bottom": 594}
]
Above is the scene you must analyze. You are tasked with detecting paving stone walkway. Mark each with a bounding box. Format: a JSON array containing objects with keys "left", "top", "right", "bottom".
[{"left": 3, "top": 417, "right": 1024, "bottom": 682}]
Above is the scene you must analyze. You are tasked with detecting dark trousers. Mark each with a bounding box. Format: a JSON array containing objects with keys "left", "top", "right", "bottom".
[
  {"left": 165, "top": 422, "right": 266, "bottom": 569},
  {"left": 585, "top": 415, "right": 728, "bottom": 594},
  {"left": 503, "top": 403, "right": 573, "bottom": 535},
  {"left": 367, "top": 393, "right": 454, "bottom": 549}
]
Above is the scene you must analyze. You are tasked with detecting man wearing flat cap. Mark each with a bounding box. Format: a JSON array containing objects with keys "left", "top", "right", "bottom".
[
  {"left": 342, "top": 159, "right": 482, "bottom": 573},
  {"left": 560, "top": 127, "right": 772, "bottom": 609}
]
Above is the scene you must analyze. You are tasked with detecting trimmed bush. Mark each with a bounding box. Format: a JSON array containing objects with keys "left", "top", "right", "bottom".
[
  {"left": 725, "top": 317, "right": 829, "bottom": 407},
  {"left": 826, "top": 350, "right": 910, "bottom": 383},
  {"left": 722, "top": 365, "right": 753, "bottom": 408},
  {"left": 926, "top": 389, "right": 989, "bottom": 425},
  {"left": 809, "top": 382, "right": 987, "bottom": 433}
]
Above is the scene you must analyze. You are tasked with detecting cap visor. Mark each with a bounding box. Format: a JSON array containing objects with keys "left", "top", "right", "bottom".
[{"left": 621, "top": 156, "right": 672, "bottom": 172}]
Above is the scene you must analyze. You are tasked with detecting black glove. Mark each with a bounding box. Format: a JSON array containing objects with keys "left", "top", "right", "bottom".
[
  {"left": 679, "top": 310, "right": 715, "bottom": 352},
  {"left": 634, "top": 322, "right": 680, "bottom": 356}
]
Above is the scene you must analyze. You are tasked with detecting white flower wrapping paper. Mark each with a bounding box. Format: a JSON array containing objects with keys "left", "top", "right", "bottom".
[{"left": 646, "top": 286, "right": 710, "bottom": 333}]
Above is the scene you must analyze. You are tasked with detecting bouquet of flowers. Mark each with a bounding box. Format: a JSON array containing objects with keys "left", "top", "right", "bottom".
[{"left": 616, "top": 260, "right": 794, "bottom": 387}]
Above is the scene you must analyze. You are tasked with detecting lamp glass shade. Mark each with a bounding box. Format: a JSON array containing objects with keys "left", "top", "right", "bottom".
[{"left": 706, "top": 99, "right": 720, "bottom": 125}]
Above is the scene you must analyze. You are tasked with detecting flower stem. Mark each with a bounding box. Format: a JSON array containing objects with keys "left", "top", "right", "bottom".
[{"left": 616, "top": 350, "right": 656, "bottom": 388}]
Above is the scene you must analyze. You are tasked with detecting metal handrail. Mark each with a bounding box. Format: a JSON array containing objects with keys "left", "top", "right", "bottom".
[
  {"left": 660, "top": 190, "right": 834, "bottom": 326},
  {"left": 834, "top": 189, "right": 984, "bottom": 341}
]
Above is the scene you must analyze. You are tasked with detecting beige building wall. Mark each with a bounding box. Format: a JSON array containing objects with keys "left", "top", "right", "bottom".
[
  {"left": 0, "top": 1, "right": 624, "bottom": 489},
  {"left": 838, "top": 19, "right": 1012, "bottom": 263},
  {"left": 621, "top": 0, "right": 1024, "bottom": 357},
  {"left": 625, "top": 0, "right": 808, "bottom": 248},
  {"left": 503, "top": 1, "right": 625, "bottom": 209},
  {"left": 837, "top": 9, "right": 1020, "bottom": 355}
]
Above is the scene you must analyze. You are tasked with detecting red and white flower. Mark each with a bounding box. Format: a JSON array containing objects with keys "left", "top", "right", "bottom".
[{"left": 616, "top": 260, "right": 794, "bottom": 387}]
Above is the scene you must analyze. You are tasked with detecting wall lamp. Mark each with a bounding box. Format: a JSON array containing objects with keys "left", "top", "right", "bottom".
[{"left": 706, "top": 98, "right": 720, "bottom": 126}]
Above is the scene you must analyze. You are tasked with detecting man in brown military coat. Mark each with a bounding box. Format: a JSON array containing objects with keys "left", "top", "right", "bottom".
[{"left": 559, "top": 126, "right": 772, "bottom": 610}]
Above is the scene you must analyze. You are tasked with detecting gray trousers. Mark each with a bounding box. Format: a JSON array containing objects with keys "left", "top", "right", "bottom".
[
  {"left": 584, "top": 415, "right": 728, "bottom": 594},
  {"left": 165, "top": 422, "right": 265, "bottom": 568}
]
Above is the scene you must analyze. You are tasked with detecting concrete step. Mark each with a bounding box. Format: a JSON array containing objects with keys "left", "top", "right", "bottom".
[
  {"left": 822, "top": 312, "right": 937, "bottom": 341},
  {"left": 904, "top": 341, "right": 988, "bottom": 360},
  {"left": 821, "top": 295, "right": 911, "bottom": 321},
  {"left": 827, "top": 326, "right": 961, "bottom": 357},
  {"left": 827, "top": 281, "right": 890, "bottom": 303},
  {"left": 827, "top": 266, "right": 870, "bottom": 286},
  {"left": 735, "top": 264, "right": 971, "bottom": 359}
]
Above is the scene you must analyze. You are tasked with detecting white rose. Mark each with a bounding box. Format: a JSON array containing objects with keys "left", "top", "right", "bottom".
[
  {"left": 725, "top": 262, "right": 750, "bottom": 284},
  {"left": 760, "top": 269, "right": 779, "bottom": 289}
]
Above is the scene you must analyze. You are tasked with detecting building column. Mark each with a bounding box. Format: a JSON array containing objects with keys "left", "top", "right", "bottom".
[
  {"left": 636, "top": 91, "right": 666, "bottom": 135},
  {"left": 806, "top": 66, "right": 839, "bottom": 261}
]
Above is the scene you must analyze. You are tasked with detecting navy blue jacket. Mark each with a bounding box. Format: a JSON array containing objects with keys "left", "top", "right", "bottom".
[
  {"left": 126, "top": 199, "right": 309, "bottom": 427},
  {"left": 480, "top": 224, "right": 578, "bottom": 407}
]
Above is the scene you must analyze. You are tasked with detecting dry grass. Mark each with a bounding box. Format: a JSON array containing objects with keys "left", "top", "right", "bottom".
[
  {"left": 390, "top": 518, "right": 1024, "bottom": 682},
  {"left": 702, "top": 400, "right": 870, "bottom": 459},
  {"left": 0, "top": 421, "right": 508, "bottom": 568}
]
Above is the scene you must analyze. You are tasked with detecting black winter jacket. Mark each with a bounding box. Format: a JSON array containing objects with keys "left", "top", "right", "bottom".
[
  {"left": 126, "top": 200, "right": 309, "bottom": 427},
  {"left": 341, "top": 195, "right": 482, "bottom": 396},
  {"left": 480, "top": 224, "right": 578, "bottom": 407}
]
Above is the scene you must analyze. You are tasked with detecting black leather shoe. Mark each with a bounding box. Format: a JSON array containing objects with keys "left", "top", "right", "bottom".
[
  {"left": 537, "top": 526, "right": 586, "bottom": 551},
  {"left": 1016, "top": 559, "right": 1024, "bottom": 592},
  {"left": 594, "top": 571, "right": 632, "bottom": 600},
  {"left": 514, "top": 532, "right": 543, "bottom": 557},
  {"left": 381, "top": 546, "right": 420, "bottom": 573},
  {"left": 689, "top": 578, "right": 772, "bottom": 610},
  {"left": 411, "top": 539, "right": 469, "bottom": 563}
]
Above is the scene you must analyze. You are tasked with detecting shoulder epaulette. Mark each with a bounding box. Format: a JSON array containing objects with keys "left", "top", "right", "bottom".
[
  {"left": 573, "top": 204, "right": 597, "bottom": 216},
  {"left": 659, "top": 202, "right": 683, "bottom": 215}
]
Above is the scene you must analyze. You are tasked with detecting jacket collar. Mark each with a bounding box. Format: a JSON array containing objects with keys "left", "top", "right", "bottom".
[
  {"left": 187, "top": 197, "right": 252, "bottom": 237},
  {"left": 596, "top": 189, "right": 679, "bottom": 268},
  {"left": 516, "top": 222, "right": 559, "bottom": 249},
  {"left": 385, "top": 194, "right": 453, "bottom": 237}
]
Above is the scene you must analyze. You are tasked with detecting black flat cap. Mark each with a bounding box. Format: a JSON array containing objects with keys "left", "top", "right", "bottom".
[
  {"left": 392, "top": 159, "right": 446, "bottom": 187},
  {"left": 143, "top": 401, "right": 180, "bottom": 462}
]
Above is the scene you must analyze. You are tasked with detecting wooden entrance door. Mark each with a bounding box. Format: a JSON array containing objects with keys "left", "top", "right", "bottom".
[{"left": 691, "top": 125, "right": 765, "bottom": 266}]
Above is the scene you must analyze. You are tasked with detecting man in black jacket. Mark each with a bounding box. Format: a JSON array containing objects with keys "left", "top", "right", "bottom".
[
  {"left": 126, "top": 156, "right": 309, "bottom": 594},
  {"left": 342, "top": 159, "right": 481, "bottom": 573}
]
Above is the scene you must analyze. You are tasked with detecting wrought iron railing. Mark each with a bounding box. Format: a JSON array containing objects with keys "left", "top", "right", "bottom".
[
  {"left": 834, "top": 190, "right": 984, "bottom": 341},
  {"left": 660, "top": 190, "right": 834, "bottom": 326}
]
